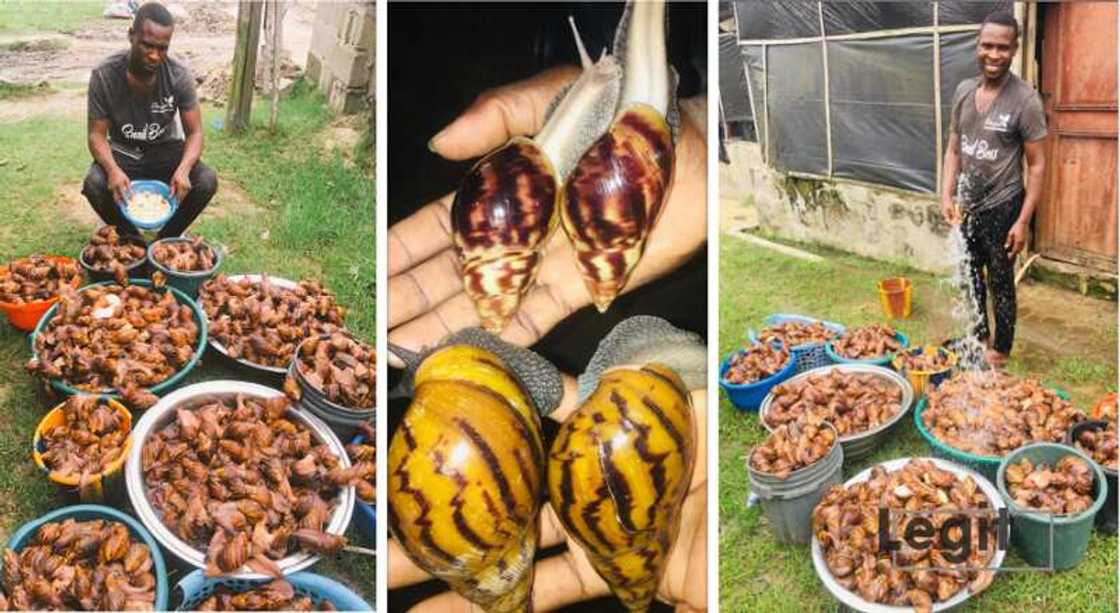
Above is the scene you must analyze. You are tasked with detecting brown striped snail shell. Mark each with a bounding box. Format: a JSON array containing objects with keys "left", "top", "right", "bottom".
[
  {"left": 451, "top": 19, "right": 623, "bottom": 333},
  {"left": 388, "top": 345, "right": 545, "bottom": 613},
  {"left": 547, "top": 364, "right": 695, "bottom": 612},
  {"left": 563, "top": 0, "right": 676, "bottom": 312}
]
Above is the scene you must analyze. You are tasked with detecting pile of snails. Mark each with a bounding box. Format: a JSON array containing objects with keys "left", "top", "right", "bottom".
[
  {"left": 141, "top": 395, "right": 356, "bottom": 577},
  {"left": 813, "top": 459, "right": 997, "bottom": 612},
  {"left": 831, "top": 324, "right": 901, "bottom": 360},
  {"left": 0, "top": 255, "right": 83, "bottom": 304},
  {"left": 1075, "top": 426, "right": 1118, "bottom": 471},
  {"left": 922, "top": 371, "right": 1087, "bottom": 457},
  {"left": 194, "top": 579, "right": 336, "bottom": 611},
  {"left": 0, "top": 519, "right": 156, "bottom": 611},
  {"left": 39, "top": 396, "right": 128, "bottom": 481},
  {"left": 82, "top": 227, "right": 145, "bottom": 275},
  {"left": 895, "top": 348, "right": 953, "bottom": 372},
  {"left": 199, "top": 274, "right": 345, "bottom": 369},
  {"left": 150, "top": 236, "right": 217, "bottom": 273},
  {"left": 749, "top": 415, "right": 835, "bottom": 478},
  {"left": 451, "top": 0, "right": 676, "bottom": 332},
  {"left": 757, "top": 321, "right": 838, "bottom": 348},
  {"left": 285, "top": 332, "right": 375, "bottom": 409},
  {"left": 390, "top": 342, "right": 695, "bottom": 613},
  {"left": 763, "top": 371, "right": 903, "bottom": 437},
  {"left": 1005, "top": 456, "right": 1095, "bottom": 515},
  {"left": 724, "top": 343, "right": 789, "bottom": 384},
  {"left": 27, "top": 283, "right": 199, "bottom": 408}
]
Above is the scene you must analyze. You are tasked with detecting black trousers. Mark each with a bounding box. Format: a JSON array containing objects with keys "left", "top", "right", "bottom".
[
  {"left": 962, "top": 194, "right": 1023, "bottom": 355},
  {"left": 81, "top": 142, "right": 217, "bottom": 239}
]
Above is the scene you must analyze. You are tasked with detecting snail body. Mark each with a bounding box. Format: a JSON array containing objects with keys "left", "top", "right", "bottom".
[
  {"left": 562, "top": 0, "right": 676, "bottom": 312},
  {"left": 388, "top": 345, "right": 544, "bottom": 613},
  {"left": 547, "top": 364, "right": 695, "bottom": 612}
]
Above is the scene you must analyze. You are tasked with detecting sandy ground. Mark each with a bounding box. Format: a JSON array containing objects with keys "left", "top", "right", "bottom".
[{"left": 0, "top": 0, "right": 316, "bottom": 121}]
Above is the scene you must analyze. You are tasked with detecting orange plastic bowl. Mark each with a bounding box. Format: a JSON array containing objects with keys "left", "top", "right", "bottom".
[{"left": 0, "top": 256, "right": 83, "bottom": 332}]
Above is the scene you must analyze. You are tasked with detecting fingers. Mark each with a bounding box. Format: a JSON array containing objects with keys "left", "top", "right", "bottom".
[
  {"left": 407, "top": 590, "right": 483, "bottom": 613},
  {"left": 429, "top": 66, "right": 581, "bottom": 161},
  {"left": 388, "top": 248, "right": 462, "bottom": 328},
  {"left": 388, "top": 195, "right": 456, "bottom": 277},
  {"left": 387, "top": 538, "right": 434, "bottom": 589},
  {"left": 528, "top": 548, "right": 612, "bottom": 611}
]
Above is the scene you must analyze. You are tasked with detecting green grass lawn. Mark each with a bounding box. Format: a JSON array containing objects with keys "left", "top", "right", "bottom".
[
  {"left": 718, "top": 234, "right": 1118, "bottom": 612},
  {"left": 0, "top": 83, "right": 374, "bottom": 603},
  {"left": 0, "top": 0, "right": 102, "bottom": 33}
]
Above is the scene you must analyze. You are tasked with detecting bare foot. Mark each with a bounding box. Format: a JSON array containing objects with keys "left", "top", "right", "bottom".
[{"left": 986, "top": 349, "right": 1008, "bottom": 369}]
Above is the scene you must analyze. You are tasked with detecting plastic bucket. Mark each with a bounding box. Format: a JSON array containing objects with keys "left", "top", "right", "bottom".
[
  {"left": 33, "top": 397, "right": 132, "bottom": 503},
  {"left": 146, "top": 237, "right": 222, "bottom": 299},
  {"left": 891, "top": 345, "right": 958, "bottom": 398},
  {"left": 824, "top": 331, "right": 910, "bottom": 367},
  {"left": 289, "top": 335, "right": 374, "bottom": 440},
  {"left": 0, "top": 256, "right": 82, "bottom": 332},
  {"left": 719, "top": 343, "right": 798, "bottom": 411},
  {"left": 173, "top": 569, "right": 372, "bottom": 611},
  {"left": 748, "top": 423, "right": 843, "bottom": 544},
  {"left": 4, "top": 504, "right": 170, "bottom": 610},
  {"left": 996, "top": 443, "right": 1107, "bottom": 570},
  {"left": 878, "top": 277, "right": 912, "bottom": 319},
  {"left": 79, "top": 238, "right": 150, "bottom": 283},
  {"left": 1066, "top": 420, "right": 1118, "bottom": 534}
]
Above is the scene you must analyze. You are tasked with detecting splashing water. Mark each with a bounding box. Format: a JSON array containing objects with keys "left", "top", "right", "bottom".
[{"left": 943, "top": 172, "right": 989, "bottom": 373}]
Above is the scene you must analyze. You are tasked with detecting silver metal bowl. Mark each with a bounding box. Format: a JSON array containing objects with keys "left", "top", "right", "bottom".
[
  {"left": 760, "top": 364, "right": 914, "bottom": 462},
  {"left": 810, "top": 457, "right": 1007, "bottom": 612},
  {"left": 201, "top": 274, "right": 300, "bottom": 377},
  {"left": 125, "top": 380, "right": 354, "bottom": 579}
]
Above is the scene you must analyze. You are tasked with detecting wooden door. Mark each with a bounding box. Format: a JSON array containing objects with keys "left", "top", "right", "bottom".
[{"left": 1036, "top": 2, "right": 1118, "bottom": 274}]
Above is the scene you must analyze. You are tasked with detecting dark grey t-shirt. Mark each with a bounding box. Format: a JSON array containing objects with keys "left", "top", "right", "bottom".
[
  {"left": 949, "top": 74, "right": 1047, "bottom": 213},
  {"left": 88, "top": 50, "right": 198, "bottom": 157}
]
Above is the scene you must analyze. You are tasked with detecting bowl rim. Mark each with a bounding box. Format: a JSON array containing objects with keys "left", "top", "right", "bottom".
[
  {"left": 124, "top": 380, "right": 354, "bottom": 580},
  {"left": 147, "top": 236, "right": 223, "bottom": 279},
  {"left": 28, "top": 279, "right": 208, "bottom": 397},
  {"left": 759, "top": 364, "right": 914, "bottom": 443},
  {"left": 810, "top": 456, "right": 1008, "bottom": 613},
  {"left": 33, "top": 397, "right": 133, "bottom": 486}
]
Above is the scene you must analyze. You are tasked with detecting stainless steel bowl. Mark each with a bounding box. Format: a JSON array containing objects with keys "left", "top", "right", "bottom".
[
  {"left": 201, "top": 274, "right": 300, "bottom": 377},
  {"left": 759, "top": 364, "right": 914, "bottom": 462},
  {"left": 810, "top": 457, "right": 1007, "bottom": 612},
  {"left": 124, "top": 380, "right": 354, "bottom": 578}
]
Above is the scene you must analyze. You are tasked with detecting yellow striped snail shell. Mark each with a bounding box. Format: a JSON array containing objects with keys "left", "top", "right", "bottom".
[
  {"left": 547, "top": 364, "right": 695, "bottom": 612},
  {"left": 563, "top": 0, "right": 676, "bottom": 312},
  {"left": 388, "top": 345, "right": 545, "bottom": 613}
]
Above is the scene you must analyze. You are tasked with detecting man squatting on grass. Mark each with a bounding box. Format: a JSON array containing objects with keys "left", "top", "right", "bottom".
[
  {"left": 82, "top": 2, "right": 216, "bottom": 238},
  {"left": 940, "top": 11, "right": 1046, "bottom": 369}
]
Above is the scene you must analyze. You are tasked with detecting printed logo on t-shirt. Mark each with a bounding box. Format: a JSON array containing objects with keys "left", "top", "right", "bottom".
[
  {"left": 961, "top": 134, "right": 999, "bottom": 161},
  {"left": 150, "top": 95, "right": 176, "bottom": 114},
  {"left": 121, "top": 122, "right": 168, "bottom": 142},
  {"left": 983, "top": 112, "right": 1012, "bottom": 133}
]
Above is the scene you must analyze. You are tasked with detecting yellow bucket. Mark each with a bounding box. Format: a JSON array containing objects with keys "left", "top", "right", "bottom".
[
  {"left": 892, "top": 346, "right": 958, "bottom": 398},
  {"left": 33, "top": 397, "right": 132, "bottom": 503},
  {"left": 878, "top": 277, "right": 912, "bottom": 319}
]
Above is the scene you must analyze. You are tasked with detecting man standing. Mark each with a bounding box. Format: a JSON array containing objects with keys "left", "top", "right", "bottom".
[
  {"left": 941, "top": 11, "right": 1047, "bottom": 369},
  {"left": 82, "top": 2, "right": 217, "bottom": 239}
]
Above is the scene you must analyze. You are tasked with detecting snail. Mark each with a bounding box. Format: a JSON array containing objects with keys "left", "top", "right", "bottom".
[
  {"left": 388, "top": 345, "right": 545, "bottom": 612},
  {"left": 562, "top": 0, "right": 677, "bottom": 312},
  {"left": 547, "top": 364, "right": 695, "bottom": 612},
  {"left": 450, "top": 16, "right": 623, "bottom": 333}
]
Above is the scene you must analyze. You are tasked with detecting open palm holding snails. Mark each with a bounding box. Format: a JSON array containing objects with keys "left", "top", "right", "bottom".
[{"left": 387, "top": 65, "right": 707, "bottom": 368}]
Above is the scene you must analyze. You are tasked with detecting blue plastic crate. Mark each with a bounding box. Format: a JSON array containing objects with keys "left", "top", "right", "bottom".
[
  {"left": 174, "top": 570, "right": 372, "bottom": 611},
  {"left": 748, "top": 314, "right": 845, "bottom": 375}
]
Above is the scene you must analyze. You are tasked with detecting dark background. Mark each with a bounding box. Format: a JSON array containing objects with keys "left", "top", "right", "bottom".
[{"left": 388, "top": 3, "right": 706, "bottom": 611}]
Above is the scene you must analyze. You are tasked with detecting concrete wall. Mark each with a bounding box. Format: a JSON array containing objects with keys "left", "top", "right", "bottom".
[
  {"left": 306, "top": 1, "right": 374, "bottom": 114},
  {"left": 720, "top": 141, "right": 956, "bottom": 274}
]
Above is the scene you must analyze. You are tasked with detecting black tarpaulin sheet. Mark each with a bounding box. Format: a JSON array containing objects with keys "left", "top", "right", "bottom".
[
  {"left": 939, "top": 31, "right": 981, "bottom": 149},
  {"left": 741, "top": 45, "right": 766, "bottom": 150},
  {"left": 719, "top": 33, "right": 752, "bottom": 122},
  {"left": 821, "top": 2, "right": 931, "bottom": 35},
  {"left": 766, "top": 42, "right": 828, "bottom": 175},
  {"left": 735, "top": 0, "right": 820, "bottom": 40},
  {"left": 827, "top": 35, "right": 936, "bottom": 191},
  {"left": 938, "top": 1, "right": 1013, "bottom": 26}
]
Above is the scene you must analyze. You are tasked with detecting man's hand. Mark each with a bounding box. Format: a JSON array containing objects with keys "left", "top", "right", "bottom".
[
  {"left": 170, "top": 167, "right": 192, "bottom": 201},
  {"left": 1005, "top": 220, "right": 1029, "bottom": 258},
  {"left": 108, "top": 168, "right": 132, "bottom": 205},
  {"left": 388, "top": 66, "right": 707, "bottom": 366},
  {"left": 940, "top": 197, "right": 960, "bottom": 225},
  {"left": 389, "top": 386, "right": 709, "bottom": 613}
]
